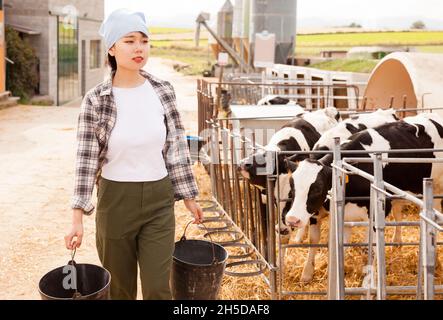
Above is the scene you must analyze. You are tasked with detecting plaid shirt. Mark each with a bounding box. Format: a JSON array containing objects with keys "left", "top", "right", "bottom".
[{"left": 71, "top": 69, "right": 198, "bottom": 215}]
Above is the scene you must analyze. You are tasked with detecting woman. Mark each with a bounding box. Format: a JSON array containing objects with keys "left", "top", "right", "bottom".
[{"left": 64, "top": 8, "right": 203, "bottom": 300}]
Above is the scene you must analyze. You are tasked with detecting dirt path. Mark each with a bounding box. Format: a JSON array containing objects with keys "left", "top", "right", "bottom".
[{"left": 0, "top": 58, "right": 202, "bottom": 299}]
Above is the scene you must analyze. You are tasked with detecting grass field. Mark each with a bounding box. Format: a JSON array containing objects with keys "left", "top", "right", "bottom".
[
  {"left": 150, "top": 40, "right": 213, "bottom": 76},
  {"left": 149, "top": 27, "right": 193, "bottom": 34},
  {"left": 295, "top": 45, "right": 443, "bottom": 57},
  {"left": 297, "top": 31, "right": 443, "bottom": 47},
  {"left": 296, "top": 31, "right": 443, "bottom": 58},
  {"left": 151, "top": 39, "right": 208, "bottom": 47},
  {"left": 310, "top": 59, "right": 379, "bottom": 73},
  {"left": 149, "top": 31, "right": 443, "bottom": 75}
]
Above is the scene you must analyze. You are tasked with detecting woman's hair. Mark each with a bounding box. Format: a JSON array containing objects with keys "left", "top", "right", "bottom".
[{"left": 106, "top": 53, "right": 117, "bottom": 71}]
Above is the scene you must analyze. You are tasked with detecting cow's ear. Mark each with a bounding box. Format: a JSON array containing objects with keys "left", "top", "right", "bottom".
[{"left": 284, "top": 159, "right": 299, "bottom": 174}]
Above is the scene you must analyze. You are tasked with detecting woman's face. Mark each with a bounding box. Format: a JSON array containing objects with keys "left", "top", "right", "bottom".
[{"left": 108, "top": 31, "right": 149, "bottom": 70}]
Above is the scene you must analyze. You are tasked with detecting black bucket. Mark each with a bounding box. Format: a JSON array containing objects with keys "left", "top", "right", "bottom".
[
  {"left": 171, "top": 221, "right": 228, "bottom": 300},
  {"left": 38, "top": 249, "right": 111, "bottom": 300}
]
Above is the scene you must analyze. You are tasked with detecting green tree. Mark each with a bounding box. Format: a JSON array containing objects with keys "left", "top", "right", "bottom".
[
  {"left": 348, "top": 22, "right": 362, "bottom": 28},
  {"left": 5, "top": 26, "right": 39, "bottom": 103},
  {"left": 411, "top": 20, "right": 426, "bottom": 30}
]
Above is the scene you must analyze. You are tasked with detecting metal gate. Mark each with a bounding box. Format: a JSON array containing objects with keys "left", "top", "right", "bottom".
[{"left": 57, "top": 16, "right": 79, "bottom": 105}]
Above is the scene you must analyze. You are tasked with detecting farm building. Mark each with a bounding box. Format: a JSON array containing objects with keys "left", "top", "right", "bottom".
[{"left": 4, "top": 0, "right": 106, "bottom": 105}]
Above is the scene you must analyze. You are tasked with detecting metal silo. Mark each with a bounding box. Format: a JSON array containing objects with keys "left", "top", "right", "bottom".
[
  {"left": 232, "top": 0, "right": 243, "bottom": 39},
  {"left": 233, "top": 0, "right": 252, "bottom": 71},
  {"left": 242, "top": 0, "right": 251, "bottom": 40},
  {"left": 250, "top": 0, "right": 297, "bottom": 64},
  {"left": 217, "top": 0, "right": 234, "bottom": 42}
]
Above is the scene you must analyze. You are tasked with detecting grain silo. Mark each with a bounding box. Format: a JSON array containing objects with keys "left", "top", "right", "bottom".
[
  {"left": 232, "top": 0, "right": 243, "bottom": 40},
  {"left": 217, "top": 0, "right": 234, "bottom": 47},
  {"left": 249, "top": 0, "right": 297, "bottom": 64},
  {"left": 242, "top": 0, "right": 251, "bottom": 66},
  {"left": 232, "top": 0, "right": 243, "bottom": 60},
  {"left": 232, "top": 0, "right": 252, "bottom": 70}
]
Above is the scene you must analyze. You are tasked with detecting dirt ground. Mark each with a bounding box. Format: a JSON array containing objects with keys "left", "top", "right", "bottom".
[{"left": 0, "top": 58, "right": 210, "bottom": 300}]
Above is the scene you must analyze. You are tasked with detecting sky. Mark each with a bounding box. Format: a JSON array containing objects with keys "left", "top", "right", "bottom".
[{"left": 105, "top": 0, "right": 443, "bottom": 29}]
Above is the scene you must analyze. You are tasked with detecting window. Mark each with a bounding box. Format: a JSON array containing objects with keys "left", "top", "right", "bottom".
[{"left": 90, "top": 40, "right": 101, "bottom": 69}]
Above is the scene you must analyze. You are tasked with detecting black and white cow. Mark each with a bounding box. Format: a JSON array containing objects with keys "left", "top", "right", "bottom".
[
  {"left": 257, "top": 95, "right": 299, "bottom": 106},
  {"left": 312, "top": 108, "right": 399, "bottom": 157},
  {"left": 238, "top": 107, "right": 340, "bottom": 244},
  {"left": 239, "top": 107, "right": 341, "bottom": 189},
  {"left": 283, "top": 113, "right": 443, "bottom": 283},
  {"left": 278, "top": 108, "right": 400, "bottom": 243}
]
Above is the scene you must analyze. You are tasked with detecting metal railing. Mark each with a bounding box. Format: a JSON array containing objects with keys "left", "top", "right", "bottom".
[
  {"left": 197, "top": 79, "right": 361, "bottom": 120},
  {"left": 196, "top": 80, "right": 443, "bottom": 299},
  {"left": 327, "top": 141, "right": 443, "bottom": 300},
  {"left": 198, "top": 118, "right": 443, "bottom": 299}
]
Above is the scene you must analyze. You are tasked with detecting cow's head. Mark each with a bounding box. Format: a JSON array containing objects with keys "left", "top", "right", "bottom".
[
  {"left": 257, "top": 95, "right": 291, "bottom": 106},
  {"left": 239, "top": 144, "right": 289, "bottom": 187},
  {"left": 238, "top": 149, "right": 273, "bottom": 188},
  {"left": 284, "top": 158, "right": 332, "bottom": 229},
  {"left": 239, "top": 147, "right": 310, "bottom": 189},
  {"left": 273, "top": 168, "right": 296, "bottom": 236},
  {"left": 238, "top": 149, "right": 285, "bottom": 188}
]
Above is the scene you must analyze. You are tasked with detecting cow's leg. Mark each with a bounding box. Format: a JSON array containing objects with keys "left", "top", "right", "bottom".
[
  {"left": 344, "top": 226, "right": 352, "bottom": 245},
  {"left": 390, "top": 200, "right": 405, "bottom": 244},
  {"left": 343, "top": 202, "right": 368, "bottom": 245},
  {"left": 275, "top": 221, "right": 290, "bottom": 276},
  {"left": 294, "top": 225, "right": 307, "bottom": 243},
  {"left": 362, "top": 227, "right": 376, "bottom": 299},
  {"left": 278, "top": 243, "right": 288, "bottom": 276},
  {"left": 300, "top": 217, "right": 321, "bottom": 283},
  {"left": 360, "top": 216, "right": 376, "bottom": 300},
  {"left": 276, "top": 226, "right": 289, "bottom": 275}
]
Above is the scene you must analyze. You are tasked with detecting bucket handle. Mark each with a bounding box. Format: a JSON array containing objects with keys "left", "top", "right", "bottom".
[
  {"left": 70, "top": 246, "right": 77, "bottom": 264},
  {"left": 181, "top": 220, "right": 218, "bottom": 265}
]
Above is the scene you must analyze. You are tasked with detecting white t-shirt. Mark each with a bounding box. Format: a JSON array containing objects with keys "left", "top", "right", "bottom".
[{"left": 101, "top": 79, "right": 168, "bottom": 182}]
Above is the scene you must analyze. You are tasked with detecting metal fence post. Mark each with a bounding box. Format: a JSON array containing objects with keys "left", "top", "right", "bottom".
[
  {"left": 328, "top": 137, "right": 345, "bottom": 299},
  {"left": 266, "top": 171, "right": 278, "bottom": 300},
  {"left": 417, "top": 229, "right": 424, "bottom": 300},
  {"left": 366, "top": 170, "right": 375, "bottom": 300},
  {"left": 422, "top": 178, "right": 436, "bottom": 300},
  {"left": 209, "top": 123, "right": 219, "bottom": 200},
  {"left": 221, "top": 124, "right": 233, "bottom": 215},
  {"left": 373, "top": 153, "right": 387, "bottom": 300}
]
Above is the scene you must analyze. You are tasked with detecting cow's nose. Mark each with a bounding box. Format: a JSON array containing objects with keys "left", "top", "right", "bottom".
[
  {"left": 285, "top": 216, "right": 302, "bottom": 228},
  {"left": 277, "top": 227, "right": 290, "bottom": 236},
  {"left": 238, "top": 163, "right": 251, "bottom": 179}
]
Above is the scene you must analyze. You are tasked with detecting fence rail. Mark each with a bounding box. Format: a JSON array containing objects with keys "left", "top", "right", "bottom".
[{"left": 196, "top": 79, "right": 443, "bottom": 300}]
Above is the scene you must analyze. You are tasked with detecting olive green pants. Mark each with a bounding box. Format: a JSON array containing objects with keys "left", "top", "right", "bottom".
[{"left": 96, "top": 175, "right": 175, "bottom": 300}]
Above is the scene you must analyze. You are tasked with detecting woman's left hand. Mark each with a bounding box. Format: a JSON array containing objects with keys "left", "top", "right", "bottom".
[{"left": 183, "top": 199, "right": 204, "bottom": 224}]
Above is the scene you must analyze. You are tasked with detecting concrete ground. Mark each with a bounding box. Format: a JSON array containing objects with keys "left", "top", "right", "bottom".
[{"left": 0, "top": 58, "right": 202, "bottom": 299}]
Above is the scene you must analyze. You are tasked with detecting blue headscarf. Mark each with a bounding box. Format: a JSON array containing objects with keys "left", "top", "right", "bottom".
[{"left": 99, "top": 8, "right": 149, "bottom": 51}]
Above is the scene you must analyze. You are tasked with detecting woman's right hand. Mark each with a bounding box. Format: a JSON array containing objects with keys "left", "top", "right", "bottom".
[{"left": 65, "top": 209, "right": 84, "bottom": 250}]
